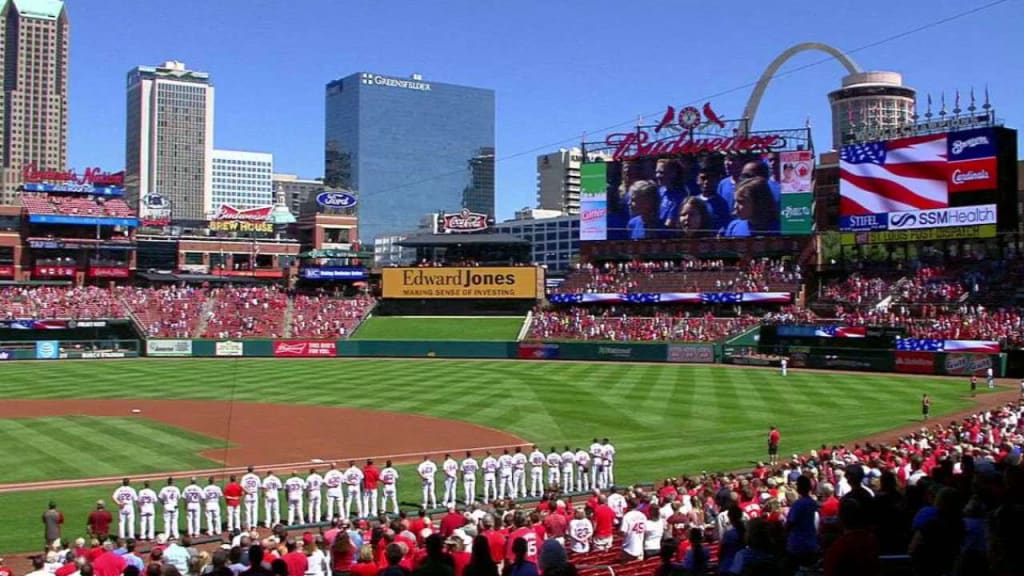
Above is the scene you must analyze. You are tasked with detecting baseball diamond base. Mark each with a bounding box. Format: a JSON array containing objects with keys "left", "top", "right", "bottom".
[{"left": 0, "top": 399, "right": 528, "bottom": 492}]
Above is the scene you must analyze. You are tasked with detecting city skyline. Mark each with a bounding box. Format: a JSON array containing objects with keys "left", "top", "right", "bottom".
[{"left": 57, "top": 0, "right": 1023, "bottom": 221}]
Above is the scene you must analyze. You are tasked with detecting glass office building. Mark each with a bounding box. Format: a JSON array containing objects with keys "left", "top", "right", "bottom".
[{"left": 325, "top": 72, "right": 495, "bottom": 244}]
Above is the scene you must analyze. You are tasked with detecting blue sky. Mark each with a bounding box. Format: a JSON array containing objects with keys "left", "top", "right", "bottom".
[{"left": 67, "top": 0, "right": 1020, "bottom": 220}]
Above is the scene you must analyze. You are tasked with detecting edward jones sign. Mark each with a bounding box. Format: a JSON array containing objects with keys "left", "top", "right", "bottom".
[{"left": 382, "top": 267, "right": 539, "bottom": 299}]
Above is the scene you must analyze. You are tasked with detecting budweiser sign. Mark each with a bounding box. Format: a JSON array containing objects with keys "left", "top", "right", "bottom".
[
  {"left": 213, "top": 204, "right": 273, "bottom": 222},
  {"left": 272, "top": 340, "right": 337, "bottom": 357},
  {"left": 442, "top": 209, "right": 489, "bottom": 233},
  {"left": 606, "top": 130, "right": 783, "bottom": 161},
  {"left": 22, "top": 163, "right": 124, "bottom": 186}
]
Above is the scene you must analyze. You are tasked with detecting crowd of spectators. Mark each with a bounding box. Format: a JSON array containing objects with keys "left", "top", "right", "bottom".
[
  {"left": 555, "top": 259, "right": 802, "bottom": 295},
  {"left": 18, "top": 399, "right": 1024, "bottom": 576},
  {"left": 201, "top": 287, "right": 291, "bottom": 339},
  {"left": 119, "top": 286, "right": 208, "bottom": 339},
  {"left": 527, "top": 308, "right": 760, "bottom": 342},
  {"left": 20, "top": 193, "right": 136, "bottom": 219},
  {"left": 0, "top": 286, "right": 124, "bottom": 320},
  {"left": 290, "top": 293, "right": 375, "bottom": 339}
]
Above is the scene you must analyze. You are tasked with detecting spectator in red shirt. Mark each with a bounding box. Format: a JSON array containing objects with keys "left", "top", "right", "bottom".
[
  {"left": 819, "top": 483, "right": 840, "bottom": 524},
  {"left": 331, "top": 532, "right": 355, "bottom": 575},
  {"left": 281, "top": 539, "right": 308, "bottom": 576},
  {"left": 440, "top": 505, "right": 466, "bottom": 538},
  {"left": 542, "top": 505, "right": 568, "bottom": 543},
  {"left": 505, "top": 513, "right": 538, "bottom": 565},
  {"left": 591, "top": 497, "right": 615, "bottom": 551},
  {"left": 93, "top": 540, "right": 127, "bottom": 576},
  {"left": 446, "top": 537, "right": 471, "bottom": 576},
  {"left": 480, "top": 516, "right": 506, "bottom": 566},
  {"left": 350, "top": 545, "right": 378, "bottom": 576},
  {"left": 823, "top": 499, "right": 880, "bottom": 576},
  {"left": 0, "top": 556, "right": 13, "bottom": 576},
  {"left": 87, "top": 501, "right": 113, "bottom": 541}
]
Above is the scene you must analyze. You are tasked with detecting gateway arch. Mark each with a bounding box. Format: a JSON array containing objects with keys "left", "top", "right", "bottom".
[{"left": 742, "top": 42, "right": 862, "bottom": 129}]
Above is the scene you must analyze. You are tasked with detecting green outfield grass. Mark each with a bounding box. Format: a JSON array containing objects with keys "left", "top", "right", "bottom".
[
  {"left": 0, "top": 417, "right": 226, "bottom": 484},
  {"left": 0, "top": 358, "right": 991, "bottom": 553},
  {"left": 352, "top": 316, "right": 524, "bottom": 340}
]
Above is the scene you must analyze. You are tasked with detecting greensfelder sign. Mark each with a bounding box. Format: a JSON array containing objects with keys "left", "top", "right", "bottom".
[{"left": 780, "top": 193, "right": 814, "bottom": 235}]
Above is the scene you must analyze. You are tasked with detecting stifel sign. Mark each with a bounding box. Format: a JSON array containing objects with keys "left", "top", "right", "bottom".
[{"left": 22, "top": 163, "right": 124, "bottom": 186}]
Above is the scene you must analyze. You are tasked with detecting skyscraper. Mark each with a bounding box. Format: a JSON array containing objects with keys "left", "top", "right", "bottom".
[
  {"left": 0, "top": 0, "right": 69, "bottom": 205},
  {"left": 535, "top": 148, "right": 612, "bottom": 215},
  {"left": 210, "top": 149, "right": 273, "bottom": 211},
  {"left": 325, "top": 72, "right": 494, "bottom": 243},
  {"left": 125, "top": 60, "right": 214, "bottom": 221},
  {"left": 829, "top": 71, "right": 916, "bottom": 149}
]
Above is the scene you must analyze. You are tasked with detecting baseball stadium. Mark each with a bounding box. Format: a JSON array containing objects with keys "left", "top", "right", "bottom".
[{"left": 1, "top": 37, "right": 1023, "bottom": 576}]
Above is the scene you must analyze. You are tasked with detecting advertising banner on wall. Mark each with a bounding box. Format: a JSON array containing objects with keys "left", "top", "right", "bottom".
[
  {"left": 942, "top": 353, "right": 993, "bottom": 376},
  {"left": 666, "top": 344, "right": 715, "bottom": 363},
  {"left": 272, "top": 340, "right": 337, "bottom": 357},
  {"left": 381, "top": 267, "right": 539, "bottom": 299},
  {"left": 895, "top": 351, "right": 937, "bottom": 374},
  {"left": 779, "top": 150, "right": 814, "bottom": 194},
  {"left": 35, "top": 340, "right": 60, "bottom": 360},
  {"left": 517, "top": 342, "right": 561, "bottom": 360},
  {"left": 780, "top": 193, "right": 814, "bottom": 235},
  {"left": 579, "top": 163, "right": 608, "bottom": 242},
  {"left": 215, "top": 341, "right": 244, "bottom": 357},
  {"left": 0, "top": 350, "right": 14, "bottom": 361},
  {"left": 146, "top": 339, "right": 193, "bottom": 357}
]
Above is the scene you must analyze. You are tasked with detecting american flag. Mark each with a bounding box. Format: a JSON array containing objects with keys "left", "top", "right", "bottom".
[
  {"left": 896, "top": 339, "right": 1000, "bottom": 353},
  {"left": 896, "top": 338, "right": 944, "bottom": 352},
  {"left": 814, "top": 326, "right": 867, "bottom": 338},
  {"left": 840, "top": 133, "right": 948, "bottom": 216}
]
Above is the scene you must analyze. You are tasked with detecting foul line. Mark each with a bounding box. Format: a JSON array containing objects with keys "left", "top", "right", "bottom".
[{"left": 0, "top": 442, "right": 533, "bottom": 494}]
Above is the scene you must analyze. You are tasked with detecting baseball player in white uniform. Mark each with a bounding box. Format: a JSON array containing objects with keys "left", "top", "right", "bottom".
[
  {"left": 240, "top": 466, "right": 261, "bottom": 530},
  {"left": 285, "top": 472, "right": 306, "bottom": 525},
  {"left": 343, "top": 462, "right": 364, "bottom": 518},
  {"left": 781, "top": 357, "right": 788, "bottom": 377},
  {"left": 417, "top": 456, "right": 438, "bottom": 509},
  {"left": 561, "top": 447, "right": 575, "bottom": 491},
  {"left": 262, "top": 471, "right": 282, "bottom": 527},
  {"left": 442, "top": 454, "right": 459, "bottom": 507},
  {"left": 511, "top": 447, "right": 528, "bottom": 498},
  {"left": 589, "top": 439, "right": 603, "bottom": 490},
  {"left": 137, "top": 480, "right": 158, "bottom": 541},
  {"left": 602, "top": 439, "right": 616, "bottom": 486},
  {"left": 461, "top": 452, "right": 479, "bottom": 505},
  {"left": 158, "top": 477, "right": 181, "bottom": 539},
  {"left": 528, "top": 446, "right": 546, "bottom": 497},
  {"left": 497, "top": 450, "right": 513, "bottom": 499},
  {"left": 306, "top": 468, "right": 324, "bottom": 523},
  {"left": 575, "top": 448, "right": 591, "bottom": 492},
  {"left": 203, "top": 477, "right": 223, "bottom": 534},
  {"left": 481, "top": 452, "right": 498, "bottom": 503},
  {"left": 380, "top": 460, "right": 399, "bottom": 514},
  {"left": 182, "top": 477, "right": 204, "bottom": 537},
  {"left": 324, "top": 463, "right": 344, "bottom": 520},
  {"left": 987, "top": 367, "right": 995, "bottom": 389},
  {"left": 546, "top": 447, "right": 562, "bottom": 489},
  {"left": 113, "top": 478, "right": 138, "bottom": 540}
]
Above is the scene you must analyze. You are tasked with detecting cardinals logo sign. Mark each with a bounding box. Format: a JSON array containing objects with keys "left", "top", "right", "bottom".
[{"left": 654, "top": 102, "right": 727, "bottom": 133}]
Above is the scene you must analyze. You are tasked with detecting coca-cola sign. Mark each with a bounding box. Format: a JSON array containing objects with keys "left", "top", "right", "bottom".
[
  {"left": 22, "top": 163, "right": 124, "bottom": 186},
  {"left": 442, "top": 209, "right": 489, "bottom": 233}
]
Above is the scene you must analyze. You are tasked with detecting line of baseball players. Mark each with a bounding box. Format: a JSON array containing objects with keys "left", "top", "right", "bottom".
[{"left": 104, "top": 439, "right": 616, "bottom": 541}]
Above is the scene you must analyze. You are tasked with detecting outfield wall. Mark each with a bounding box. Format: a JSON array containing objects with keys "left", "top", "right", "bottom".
[{"left": 0, "top": 337, "right": 1006, "bottom": 377}]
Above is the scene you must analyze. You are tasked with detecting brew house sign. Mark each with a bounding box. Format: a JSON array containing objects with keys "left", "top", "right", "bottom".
[
  {"left": 603, "top": 102, "right": 786, "bottom": 161},
  {"left": 441, "top": 209, "right": 489, "bottom": 233}
]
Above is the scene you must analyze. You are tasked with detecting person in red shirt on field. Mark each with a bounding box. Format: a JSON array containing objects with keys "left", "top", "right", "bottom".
[
  {"left": 505, "top": 513, "right": 539, "bottom": 565},
  {"left": 0, "top": 555, "right": 13, "bottom": 576},
  {"left": 224, "top": 475, "right": 243, "bottom": 534},
  {"left": 87, "top": 501, "right": 113, "bottom": 542},
  {"left": 768, "top": 426, "right": 781, "bottom": 466},
  {"left": 362, "top": 460, "right": 381, "bottom": 518},
  {"left": 440, "top": 505, "right": 466, "bottom": 538}
]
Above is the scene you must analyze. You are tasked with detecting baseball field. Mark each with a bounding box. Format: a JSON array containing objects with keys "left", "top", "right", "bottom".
[{"left": 0, "top": 356, "right": 997, "bottom": 554}]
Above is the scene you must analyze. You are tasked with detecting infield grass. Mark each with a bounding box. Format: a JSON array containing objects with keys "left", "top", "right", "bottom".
[
  {"left": 352, "top": 316, "right": 525, "bottom": 340},
  {"left": 0, "top": 357, "right": 994, "bottom": 553}
]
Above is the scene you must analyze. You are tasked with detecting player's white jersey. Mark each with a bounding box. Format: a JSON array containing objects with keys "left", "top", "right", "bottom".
[
  {"left": 498, "top": 454, "right": 513, "bottom": 475},
  {"left": 561, "top": 451, "right": 576, "bottom": 468},
  {"left": 113, "top": 486, "right": 138, "bottom": 509},
  {"left": 529, "top": 450, "right": 546, "bottom": 467},
  {"left": 306, "top": 473, "right": 324, "bottom": 494},
  {"left": 590, "top": 442, "right": 604, "bottom": 465},
  {"left": 138, "top": 488, "right": 158, "bottom": 513},
  {"left": 159, "top": 485, "right": 181, "bottom": 509},
  {"left": 546, "top": 452, "right": 562, "bottom": 468},
  {"left": 241, "top": 473, "right": 261, "bottom": 496},
  {"left": 183, "top": 484, "right": 204, "bottom": 504},
  {"left": 621, "top": 510, "right": 647, "bottom": 558},
  {"left": 380, "top": 467, "right": 399, "bottom": 485},
  {"left": 443, "top": 458, "right": 459, "bottom": 478},
  {"left": 344, "top": 467, "right": 363, "bottom": 487},
  {"left": 324, "top": 469, "right": 344, "bottom": 491},
  {"left": 512, "top": 452, "right": 528, "bottom": 470},
  {"left": 417, "top": 460, "right": 437, "bottom": 480},
  {"left": 603, "top": 443, "right": 616, "bottom": 463},
  {"left": 285, "top": 477, "right": 306, "bottom": 500},
  {"left": 262, "top": 475, "right": 282, "bottom": 499},
  {"left": 461, "top": 458, "right": 479, "bottom": 478},
  {"left": 203, "top": 484, "right": 223, "bottom": 507},
  {"left": 482, "top": 457, "right": 498, "bottom": 475},
  {"left": 575, "top": 450, "right": 590, "bottom": 467}
]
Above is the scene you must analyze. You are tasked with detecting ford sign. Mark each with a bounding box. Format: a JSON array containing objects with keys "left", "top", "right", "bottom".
[{"left": 316, "top": 191, "right": 357, "bottom": 209}]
